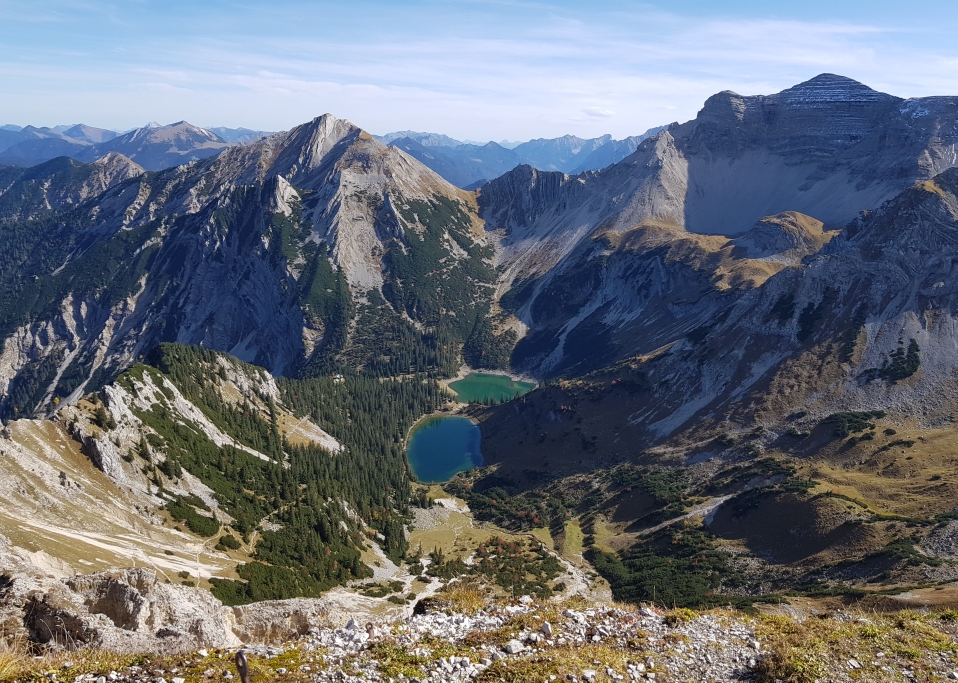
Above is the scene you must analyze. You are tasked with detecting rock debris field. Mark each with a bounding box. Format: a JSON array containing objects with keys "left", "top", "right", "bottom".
[
  {"left": 17, "top": 598, "right": 958, "bottom": 683},
  {"left": 281, "top": 602, "right": 759, "bottom": 682},
  {"left": 16, "top": 598, "right": 958, "bottom": 683}
]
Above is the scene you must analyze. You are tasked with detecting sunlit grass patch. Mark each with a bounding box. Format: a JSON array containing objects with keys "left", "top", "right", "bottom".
[
  {"left": 364, "top": 642, "right": 429, "bottom": 679},
  {"left": 0, "top": 637, "right": 27, "bottom": 682},
  {"left": 563, "top": 519, "right": 585, "bottom": 556},
  {"left": 474, "top": 642, "right": 644, "bottom": 683},
  {"left": 753, "top": 611, "right": 958, "bottom": 683},
  {"left": 440, "top": 577, "right": 490, "bottom": 615}
]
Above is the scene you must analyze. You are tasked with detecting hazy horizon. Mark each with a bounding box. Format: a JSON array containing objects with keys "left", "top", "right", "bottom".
[{"left": 2, "top": 0, "right": 958, "bottom": 141}]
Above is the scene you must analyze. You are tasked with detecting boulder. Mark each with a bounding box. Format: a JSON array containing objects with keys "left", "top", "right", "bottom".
[
  {"left": 0, "top": 568, "right": 239, "bottom": 653},
  {"left": 231, "top": 598, "right": 330, "bottom": 644}
]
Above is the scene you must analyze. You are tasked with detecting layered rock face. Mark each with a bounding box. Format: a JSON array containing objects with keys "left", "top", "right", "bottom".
[
  {"left": 5, "top": 75, "right": 958, "bottom": 431},
  {"left": 481, "top": 74, "right": 958, "bottom": 380},
  {"left": 483, "top": 75, "right": 958, "bottom": 277},
  {"left": 676, "top": 73, "right": 958, "bottom": 233},
  {"left": 506, "top": 210, "right": 838, "bottom": 376}
]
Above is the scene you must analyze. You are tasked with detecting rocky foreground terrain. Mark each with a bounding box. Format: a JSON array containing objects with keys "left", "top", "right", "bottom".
[{"left": 2, "top": 569, "right": 958, "bottom": 683}]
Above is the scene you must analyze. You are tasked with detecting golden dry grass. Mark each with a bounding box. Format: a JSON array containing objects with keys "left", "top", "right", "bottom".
[
  {"left": 562, "top": 519, "right": 584, "bottom": 557},
  {"left": 439, "top": 577, "right": 489, "bottom": 615},
  {"left": 753, "top": 611, "right": 958, "bottom": 683},
  {"left": 590, "top": 515, "right": 616, "bottom": 553},
  {"left": 0, "top": 645, "right": 331, "bottom": 683},
  {"left": 805, "top": 425, "right": 958, "bottom": 518},
  {"left": 528, "top": 526, "right": 553, "bottom": 548},
  {"left": 0, "top": 641, "right": 26, "bottom": 682},
  {"left": 474, "top": 641, "right": 645, "bottom": 683}
]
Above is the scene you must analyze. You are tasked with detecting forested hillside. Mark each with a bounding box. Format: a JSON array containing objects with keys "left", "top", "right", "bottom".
[
  {"left": 79, "top": 343, "right": 443, "bottom": 604},
  {"left": 0, "top": 115, "right": 519, "bottom": 420}
]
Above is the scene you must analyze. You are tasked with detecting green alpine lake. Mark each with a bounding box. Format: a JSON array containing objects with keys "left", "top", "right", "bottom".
[
  {"left": 406, "top": 416, "right": 482, "bottom": 483},
  {"left": 448, "top": 372, "right": 535, "bottom": 403}
]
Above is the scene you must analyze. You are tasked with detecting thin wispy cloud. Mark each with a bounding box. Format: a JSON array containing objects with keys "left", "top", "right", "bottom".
[
  {"left": 1, "top": 1, "right": 957, "bottom": 139},
  {"left": 582, "top": 108, "right": 614, "bottom": 118}
]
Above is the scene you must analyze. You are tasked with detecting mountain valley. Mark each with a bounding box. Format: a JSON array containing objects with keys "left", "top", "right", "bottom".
[
  {"left": 0, "top": 123, "right": 237, "bottom": 171},
  {"left": 4, "top": 73, "right": 958, "bottom": 661}
]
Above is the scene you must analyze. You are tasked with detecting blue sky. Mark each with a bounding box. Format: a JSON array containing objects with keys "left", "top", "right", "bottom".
[{"left": 2, "top": 0, "right": 958, "bottom": 140}]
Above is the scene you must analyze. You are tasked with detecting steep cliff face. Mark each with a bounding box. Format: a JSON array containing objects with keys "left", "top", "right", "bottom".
[
  {"left": 507, "top": 212, "right": 837, "bottom": 377},
  {"left": 481, "top": 130, "right": 690, "bottom": 288},
  {"left": 0, "top": 115, "right": 494, "bottom": 416},
  {"left": 6, "top": 77, "right": 958, "bottom": 421},
  {"left": 675, "top": 74, "right": 958, "bottom": 234},
  {"left": 483, "top": 75, "right": 958, "bottom": 267},
  {"left": 480, "top": 74, "right": 958, "bottom": 378},
  {"left": 489, "top": 168, "right": 958, "bottom": 445}
]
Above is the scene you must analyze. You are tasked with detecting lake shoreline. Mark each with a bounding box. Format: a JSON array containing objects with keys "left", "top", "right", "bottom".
[
  {"left": 406, "top": 415, "right": 483, "bottom": 484},
  {"left": 443, "top": 370, "right": 537, "bottom": 404},
  {"left": 404, "top": 368, "right": 535, "bottom": 482},
  {"left": 441, "top": 364, "right": 539, "bottom": 390},
  {"left": 404, "top": 410, "right": 478, "bottom": 450}
]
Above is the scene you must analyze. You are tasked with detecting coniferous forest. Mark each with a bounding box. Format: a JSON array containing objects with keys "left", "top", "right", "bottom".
[{"left": 115, "top": 343, "right": 443, "bottom": 605}]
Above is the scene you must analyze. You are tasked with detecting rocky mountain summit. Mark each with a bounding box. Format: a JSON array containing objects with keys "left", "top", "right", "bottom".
[
  {"left": 6, "top": 74, "right": 958, "bottom": 649},
  {"left": 0, "top": 113, "right": 503, "bottom": 414},
  {"left": 483, "top": 73, "right": 958, "bottom": 266},
  {"left": 71, "top": 122, "right": 232, "bottom": 171},
  {"left": 0, "top": 154, "right": 144, "bottom": 222},
  {"left": 7, "top": 75, "right": 958, "bottom": 432},
  {"left": 480, "top": 75, "right": 958, "bottom": 378}
]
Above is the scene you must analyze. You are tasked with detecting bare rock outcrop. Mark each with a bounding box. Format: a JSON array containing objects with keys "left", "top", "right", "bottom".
[
  {"left": 0, "top": 114, "right": 483, "bottom": 416},
  {"left": 0, "top": 568, "right": 240, "bottom": 653},
  {"left": 0, "top": 566, "right": 372, "bottom": 653},
  {"left": 231, "top": 598, "right": 332, "bottom": 644}
]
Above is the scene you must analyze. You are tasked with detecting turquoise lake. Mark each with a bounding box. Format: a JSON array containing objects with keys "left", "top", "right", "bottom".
[
  {"left": 406, "top": 416, "right": 482, "bottom": 483},
  {"left": 448, "top": 373, "right": 535, "bottom": 403}
]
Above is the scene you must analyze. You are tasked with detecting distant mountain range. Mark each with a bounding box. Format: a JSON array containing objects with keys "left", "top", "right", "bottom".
[
  {"left": 0, "top": 123, "right": 273, "bottom": 170},
  {"left": 6, "top": 74, "right": 958, "bottom": 419},
  {"left": 0, "top": 122, "right": 666, "bottom": 186},
  {"left": 0, "top": 124, "right": 118, "bottom": 167},
  {"left": 376, "top": 128, "right": 667, "bottom": 188},
  {"left": 207, "top": 126, "right": 276, "bottom": 143}
]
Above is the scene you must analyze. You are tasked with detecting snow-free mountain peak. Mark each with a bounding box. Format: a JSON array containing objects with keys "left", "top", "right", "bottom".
[
  {"left": 61, "top": 124, "right": 118, "bottom": 144},
  {"left": 779, "top": 72, "right": 894, "bottom": 102},
  {"left": 81, "top": 121, "right": 231, "bottom": 169},
  {"left": 0, "top": 110, "right": 495, "bottom": 410}
]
